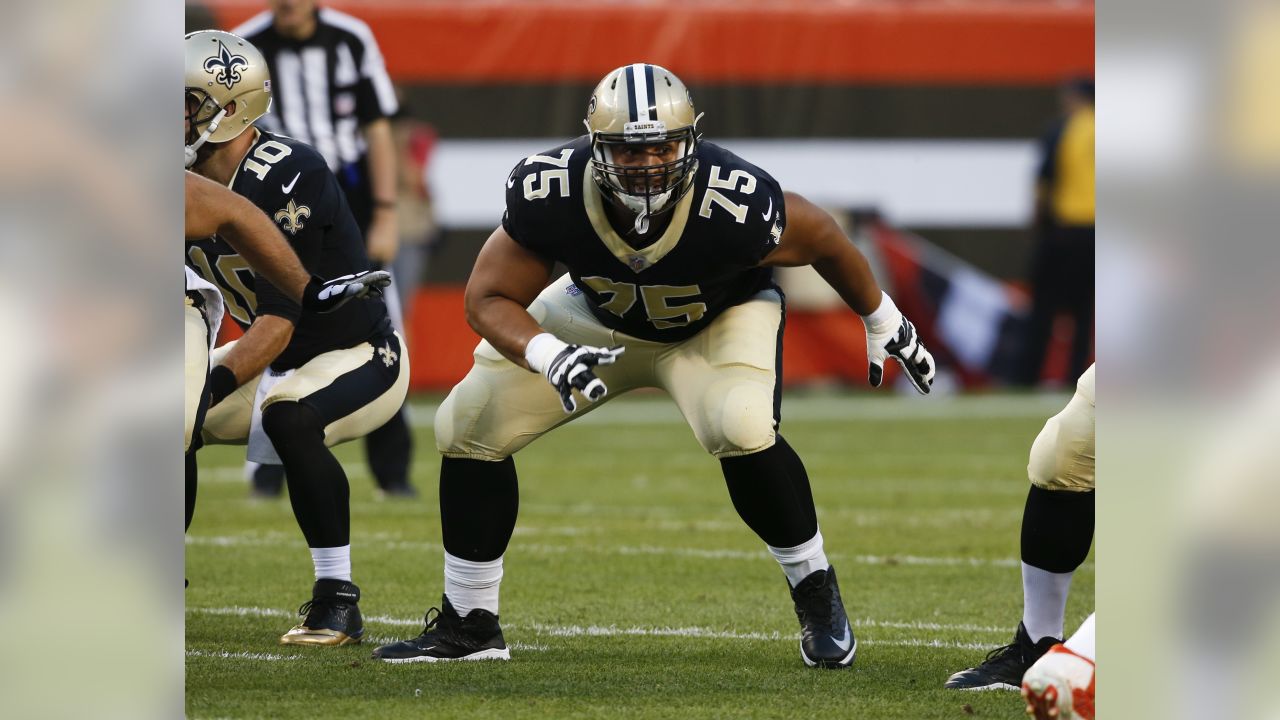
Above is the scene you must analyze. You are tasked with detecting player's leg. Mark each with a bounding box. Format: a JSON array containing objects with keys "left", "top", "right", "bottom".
[
  {"left": 659, "top": 288, "right": 852, "bottom": 669},
  {"left": 198, "top": 340, "right": 257, "bottom": 447},
  {"left": 947, "top": 365, "right": 1095, "bottom": 690},
  {"left": 374, "top": 275, "right": 649, "bottom": 663},
  {"left": 362, "top": 270, "right": 416, "bottom": 497},
  {"left": 184, "top": 301, "right": 212, "bottom": 533},
  {"left": 1017, "top": 230, "right": 1064, "bottom": 386},
  {"left": 262, "top": 332, "right": 410, "bottom": 646},
  {"left": 1022, "top": 612, "right": 1096, "bottom": 720}
]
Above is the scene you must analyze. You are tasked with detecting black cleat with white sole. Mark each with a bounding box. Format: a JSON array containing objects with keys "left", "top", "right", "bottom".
[
  {"left": 371, "top": 595, "right": 509, "bottom": 663},
  {"left": 944, "top": 622, "right": 1059, "bottom": 690},
  {"left": 790, "top": 566, "right": 857, "bottom": 669}
]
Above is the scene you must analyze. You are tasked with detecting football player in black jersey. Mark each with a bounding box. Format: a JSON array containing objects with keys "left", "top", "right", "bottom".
[
  {"left": 184, "top": 30, "right": 411, "bottom": 646},
  {"left": 374, "top": 64, "right": 934, "bottom": 669},
  {"left": 184, "top": 170, "right": 390, "bottom": 539}
]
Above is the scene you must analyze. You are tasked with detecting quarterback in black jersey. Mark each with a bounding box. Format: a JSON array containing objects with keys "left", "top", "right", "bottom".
[
  {"left": 374, "top": 63, "right": 934, "bottom": 669},
  {"left": 183, "top": 170, "right": 389, "bottom": 536},
  {"left": 184, "top": 30, "right": 410, "bottom": 647}
]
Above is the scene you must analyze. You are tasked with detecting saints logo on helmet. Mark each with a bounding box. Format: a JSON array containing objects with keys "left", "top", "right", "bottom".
[
  {"left": 184, "top": 30, "right": 272, "bottom": 168},
  {"left": 584, "top": 63, "right": 702, "bottom": 233}
]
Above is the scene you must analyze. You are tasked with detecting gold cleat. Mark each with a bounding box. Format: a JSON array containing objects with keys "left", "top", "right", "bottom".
[
  {"left": 279, "top": 579, "right": 364, "bottom": 647},
  {"left": 279, "top": 625, "right": 362, "bottom": 647}
]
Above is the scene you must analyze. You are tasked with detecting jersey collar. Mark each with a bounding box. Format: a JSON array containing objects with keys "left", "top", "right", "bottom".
[
  {"left": 226, "top": 128, "right": 263, "bottom": 188},
  {"left": 582, "top": 162, "right": 693, "bottom": 273}
]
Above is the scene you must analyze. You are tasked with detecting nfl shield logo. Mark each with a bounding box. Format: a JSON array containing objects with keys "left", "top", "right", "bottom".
[{"left": 628, "top": 255, "right": 648, "bottom": 272}]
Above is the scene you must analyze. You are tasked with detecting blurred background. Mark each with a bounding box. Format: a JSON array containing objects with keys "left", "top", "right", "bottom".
[{"left": 187, "top": 0, "right": 1094, "bottom": 394}]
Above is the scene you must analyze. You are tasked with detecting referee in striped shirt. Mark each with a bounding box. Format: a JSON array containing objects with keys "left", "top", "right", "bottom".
[{"left": 233, "top": 0, "right": 416, "bottom": 497}]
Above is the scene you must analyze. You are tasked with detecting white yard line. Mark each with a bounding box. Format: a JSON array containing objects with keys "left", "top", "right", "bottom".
[
  {"left": 186, "top": 534, "right": 1051, "bottom": 570},
  {"left": 188, "top": 606, "right": 1008, "bottom": 639},
  {"left": 186, "top": 649, "right": 302, "bottom": 661}
]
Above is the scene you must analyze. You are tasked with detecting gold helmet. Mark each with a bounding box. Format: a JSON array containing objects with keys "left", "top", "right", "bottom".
[
  {"left": 584, "top": 63, "right": 702, "bottom": 231},
  {"left": 184, "top": 30, "right": 272, "bottom": 167}
]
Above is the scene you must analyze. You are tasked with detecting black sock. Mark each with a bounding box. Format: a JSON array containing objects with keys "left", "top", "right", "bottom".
[
  {"left": 719, "top": 435, "right": 818, "bottom": 549},
  {"left": 262, "top": 401, "right": 351, "bottom": 547},
  {"left": 440, "top": 456, "right": 518, "bottom": 562},
  {"left": 185, "top": 449, "right": 198, "bottom": 532},
  {"left": 1021, "top": 485, "right": 1095, "bottom": 572}
]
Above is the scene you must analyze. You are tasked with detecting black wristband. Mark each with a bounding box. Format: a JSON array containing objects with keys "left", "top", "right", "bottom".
[
  {"left": 207, "top": 365, "right": 239, "bottom": 408},
  {"left": 300, "top": 275, "right": 324, "bottom": 312}
]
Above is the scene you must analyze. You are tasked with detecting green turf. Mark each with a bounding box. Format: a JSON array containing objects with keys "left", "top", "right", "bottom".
[{"left": 186, "top": 391, "right": 1093, "bottom": 719}]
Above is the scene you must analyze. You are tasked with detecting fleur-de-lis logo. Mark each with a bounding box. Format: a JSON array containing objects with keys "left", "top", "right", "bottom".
[
  {"left": 377, "top": 342, "right": 398, "bottom": 367},
  {"left": 769, "top": 220, "right": 784, "bottom": 245},
  {"left": 273, "top": 199, "right": 311, "bottom": 235},
  {"left": 204, "top": 40, "right": 249, "bottom": 89}
]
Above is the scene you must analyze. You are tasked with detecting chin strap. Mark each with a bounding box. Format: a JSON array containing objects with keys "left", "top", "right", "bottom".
[{"left": 184, "top": 107, "right": 228, "bottom": 168}]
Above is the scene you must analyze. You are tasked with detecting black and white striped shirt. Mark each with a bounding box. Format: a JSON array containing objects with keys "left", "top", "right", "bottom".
[{"left": 232, "top": 7, "right": 398, "bottom": 177}]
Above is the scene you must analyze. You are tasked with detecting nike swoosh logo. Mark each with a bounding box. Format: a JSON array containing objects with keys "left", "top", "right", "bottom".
[
  {"left": 832, "top": 622, "right": 853, "bottom": 652},
  {"left": 281, "top": 172, "right": 300, "bottom": 194},
  {"left": 507, "top": 175, "right": 517, "bottom": 189},
  {"left": 762, "top": 196, "right": 773, "bottom": 221}
]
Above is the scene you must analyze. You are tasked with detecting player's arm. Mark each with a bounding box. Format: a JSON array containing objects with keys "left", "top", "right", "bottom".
[
  {"left": 363, "top": 118, "right": 399, "bottom": 265},
  {"left": 205, "top": 315, "right": 295, "bottom": 406},
  {"left": 759, "top": 191, "right": 935, "bottom": 394},
  {"left": 185, "top": 171, "right": 310, "bottom": 302},
  {"left": 465, "top": 227, "right": 623, "bottom": 413},
  {"left": 186, "top": 171, "right": 389, "bottom": 313},
  {"left": 758, "top": 191, "right": 883, "bottom": 314},
  {"left": 464, "top": 226, "right": 555, "bottom": 368}
]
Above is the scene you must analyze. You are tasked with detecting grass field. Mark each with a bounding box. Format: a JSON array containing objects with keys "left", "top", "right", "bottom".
[{"left": 186, "top": 391, "right": 1094, "bottom": 719}]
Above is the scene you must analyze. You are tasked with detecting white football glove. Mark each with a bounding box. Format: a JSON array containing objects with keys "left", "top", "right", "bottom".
[
  {"left": 302, "top": 270, "right": 392, "bottom": 314},
  {"left": 525, "top": 333, "right": 625, "bottom": 413},
  {"left": 862, "top": 293, "right": 935, "bottom": 395}
]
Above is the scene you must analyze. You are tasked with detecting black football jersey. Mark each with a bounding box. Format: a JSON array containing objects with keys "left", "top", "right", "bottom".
[
  {"left": 502, "top": 137, "right": 785, "bottom": 343},
  {"left": 185, "top": 129, "right": 390, "bottom": 370}
]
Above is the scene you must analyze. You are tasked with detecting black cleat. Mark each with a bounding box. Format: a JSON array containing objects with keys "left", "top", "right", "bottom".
[
  {"left": 279, "top": 579, "right": 364, "bottom": 646},
  {"left": 375, "top": 482, "right": 418, "bottom": 499},
  {"left": 944, "top": 622, "right": 1060, "bottom": 690},
  {"left": 790, "top": 566, "right": 857, "bottom": 669},
  {"left": 250, "top": 463, "right": 286, "bottom": 499},
  {"left": 372, "top": 595, "right": 510, "bottom": 663}
]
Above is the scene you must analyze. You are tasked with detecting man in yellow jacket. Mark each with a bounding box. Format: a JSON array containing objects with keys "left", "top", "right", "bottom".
[{"left": 1018, "top": 77, "right": 1095, "bottom": 386}]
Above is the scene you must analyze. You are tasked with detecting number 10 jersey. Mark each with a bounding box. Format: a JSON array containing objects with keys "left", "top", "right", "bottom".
[{"left": 185, "top": 129, "right": 390, "bottom": 370}]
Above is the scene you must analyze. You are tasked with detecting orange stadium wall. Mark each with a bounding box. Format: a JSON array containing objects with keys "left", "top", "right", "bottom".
[
  {"left": 200, "top": 1, "right": 1093, "bottom": 85},
  {"left": 198, "top": 0, "right": 1094, "bottom": 391}
]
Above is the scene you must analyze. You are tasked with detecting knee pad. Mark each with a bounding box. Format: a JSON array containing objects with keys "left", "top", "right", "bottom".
[
  {"left": 709, "top": 384, "right": 776, "bottom": 458},
  {"left": 1028, "top": 397, "right": 1096, "bottom": 492},
  {"left": 434, "top": 380, "right": 509, "bottom": 460}
]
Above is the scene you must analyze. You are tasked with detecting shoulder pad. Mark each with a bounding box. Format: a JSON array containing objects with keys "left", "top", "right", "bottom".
[{"left": 691, "top": 142, "right": 787, "bottom": 262}]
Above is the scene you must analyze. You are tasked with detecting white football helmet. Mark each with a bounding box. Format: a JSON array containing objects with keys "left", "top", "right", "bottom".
[
  {"left": 184, "top": 30, "right": 272, "bottom": 167},
  {"left": 584, "top": 63, "right": 701, "bottom": 232}
]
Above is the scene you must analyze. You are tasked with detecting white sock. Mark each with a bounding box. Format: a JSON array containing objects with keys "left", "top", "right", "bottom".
[
  {"left": 768, "top": 531, "right": 829, "bottom": 588},
  {"left": 444, "top": 552, "right": 503, "bottom": 616},
  {"left": 1022, "top": 562, "right": 1073, "bottom": 642},
  {"left": 1064, "top": 612, "right": 1096, "bottom": 661},
  {"left": 311, "top": 545, "right": 352, "bottom": 582}
]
